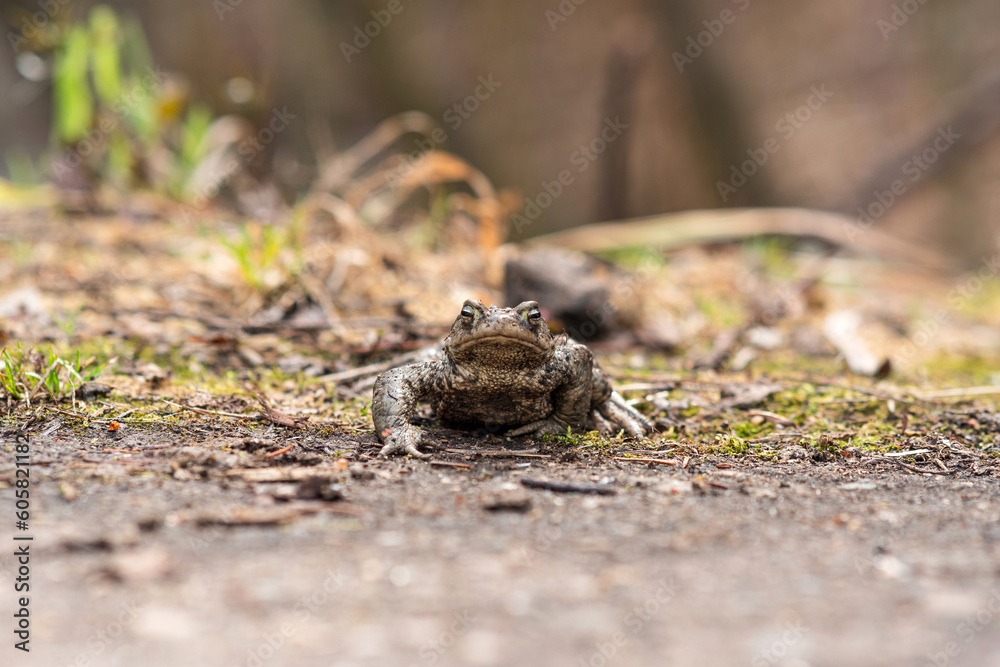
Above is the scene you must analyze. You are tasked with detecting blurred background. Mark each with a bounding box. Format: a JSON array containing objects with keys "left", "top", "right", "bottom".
[{"left": 1, "top": 0, "right": 999, "bottom": 264}]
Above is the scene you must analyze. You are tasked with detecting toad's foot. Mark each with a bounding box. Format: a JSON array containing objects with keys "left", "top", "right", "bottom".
[
  {"left": 595, "top": 391, "right": 653, "bottom": 439},
  {"left": 506, "top": 417, "right": 573, "bottom": 438},
  {"left": 378, "top": 425, "right": 438, "bottom": 458}
]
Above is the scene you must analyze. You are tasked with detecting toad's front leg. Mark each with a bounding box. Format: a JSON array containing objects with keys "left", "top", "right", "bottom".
[
  {"left": 594, "top": 391, "right": 653, "bottom": 438},
  {"left": 372, "top": 361, "right": 447, "bottom": 458},
  {"left": 507, "top": 345, "right": 594, "bottom": 437},
  {"left": 590, "top": 367, "right": 653, "bottom": 438}
]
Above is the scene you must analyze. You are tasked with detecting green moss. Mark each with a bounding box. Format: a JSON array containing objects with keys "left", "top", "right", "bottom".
[
  {"left": 692, "top": 293, "right": 745, "bottom": 329},
  {"left": 732, "top": 420, "right": 773, "bottom": 439},
  {"left": 680, "top": 406, "right": 701, "bottom": 419},
  {"left": 711, "top": 432, "right": 750, "bottom": 455},
  {"left": 542, "top": 428, "right": 644, "bottom": 452},
  {"left": 953, "top": 277, "right": 1000, "bottom": 318},
  {"left": 740, "top": 237, "right": 799, "bottom": 281},
  {"left": 849, "top": 434, "right": 891, "bottom": 452},
  {"left": 915, "top": 354, "right": 1000, "bottom": 388}
]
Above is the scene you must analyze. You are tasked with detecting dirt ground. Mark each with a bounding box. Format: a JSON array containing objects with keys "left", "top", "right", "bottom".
[
  {"left": 3, "top": 212, "right": 1000, "bottom": 667},
  {"left": 3, "top": 422, "right": 1000, "bottom": 667}
]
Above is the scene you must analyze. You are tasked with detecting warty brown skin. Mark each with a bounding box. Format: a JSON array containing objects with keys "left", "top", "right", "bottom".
[{"left": 372, "top": 299, "right": 653, "bottom": 458}]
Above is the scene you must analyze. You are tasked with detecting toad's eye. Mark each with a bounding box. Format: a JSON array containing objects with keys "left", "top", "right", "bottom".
[
  {"left": 527, "top": 308, "right": 541, "bottom": 322},
  {"left": 461, "top": 305, "right": 475, "bottom": 320}
]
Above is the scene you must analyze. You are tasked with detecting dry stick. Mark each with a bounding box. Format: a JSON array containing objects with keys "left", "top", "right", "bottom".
[
  {"left": 26, "top": 358, "right": 63, "bottom": 404},
  {"left": 318, "top": 350, "right": 425, "bottom": 384},
  {"left": 605, "top": 376, "right": 751, "bottom": 392},
  {"left": 747, "top": 409, "right": 795, "bottom": 426},
  {"left": 429, "top": 460, "right": 472, "bottom": 470},
  {"left": 160, "top": 399, "right": 249, "bottom": 419},
  {"left": 42, "top": 405, "right": 164, "bottom": 424},
  {"left": 42, "top": 406, "right": 90, "bottom": 420},
  {"left": 614, "top": 382, "right": 679, "bottom": 393},
  {"left": 610, "top": 456, "right": 678, "bottom": 466},
  {"left": 746, "top": 433, "right": 807, "bottom": 444},
  {"left": 650, "top": 442, "right": 701, "bottom": 455},
  {"left": 83, "top": 305, "right": 444, "bottom": 334},
  {"left": 525, "top": 208, "right": 945, "bottom": 266},
  {"left": 681, "top": 456, "right": 691, "bottom": 470},
  {"left": 265, "top": 444, "right": 294, "bottom": 458},
  {"left": 445, "top": 448, "right": 550, "bottom": 459},
  {"left": 882, "top": 457, "right": 952, "bottom": 476},
  {"left": 312, "top": 111, "right": 438, "bottom": 193},
  {"left": 520, "top": 478, "right": 617, "bottom": 495},
  {"left": 248, "top": 383, "right": 308, "bottom": 429},
  {"left": 78, "top": 456, "right": 137, "bottom": 465},
  {"left": 318, "top": 361, "right": 396, "bottom": 384}
]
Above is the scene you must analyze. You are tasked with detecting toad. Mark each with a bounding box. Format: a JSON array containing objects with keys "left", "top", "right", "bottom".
[{"left": 373, "top": 299, "right": 653, "bottom": 457}]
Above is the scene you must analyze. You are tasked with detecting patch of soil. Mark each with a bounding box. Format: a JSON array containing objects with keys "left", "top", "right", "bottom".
[{"left": 6, "top": 421, "right": 1000, "bottom": 667}]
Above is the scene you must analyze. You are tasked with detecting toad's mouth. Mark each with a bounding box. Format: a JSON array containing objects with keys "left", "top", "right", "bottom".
[{"left": 450, "top": 332, "right": 549, "bottom": 353}]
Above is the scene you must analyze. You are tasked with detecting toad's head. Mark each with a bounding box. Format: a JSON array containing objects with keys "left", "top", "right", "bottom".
[{"left": 443, "top": 299, "right": 555, "bottom": 369}]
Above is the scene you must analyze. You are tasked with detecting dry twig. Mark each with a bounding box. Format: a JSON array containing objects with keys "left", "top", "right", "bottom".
[
  {"left": 161, "top": 399, "right": 248, "bottom": 419},
  {"left": 445, "top": 448, "right": 550, "bottom": 459},
  {"left": 610, "top": 456, "right": 678, "bottom": 466},
  {"left": 520, "top": 478, "right": 617, "bottom": 495},
  {"left": 879, "top": 457, "right": 952, "bottom": 476},
  {"left": 265, "top": 444, "right": 294, "bottom": 458},
  {"left": 248, "top": 384, "right": 308, "bottom": 429},
  {"left": 429, "top": 460, "right": 472, "bottom": 470}
]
